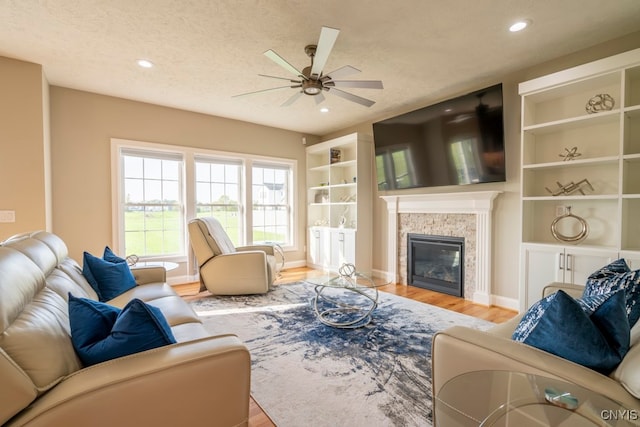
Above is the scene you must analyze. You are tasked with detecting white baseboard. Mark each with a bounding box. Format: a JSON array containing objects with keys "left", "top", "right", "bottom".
[
  {"left": 167, "top": 274, "right": 194, "bottom": 285},
  {"left": 491, "top": 295, "right": 519, "bottom": 312},
  {"left": 284, "top": 260, "right": 307, "bottom": 269}
]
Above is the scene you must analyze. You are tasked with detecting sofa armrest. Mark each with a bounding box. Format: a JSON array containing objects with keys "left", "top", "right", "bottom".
[
  {"left": 6, "top": 335, "right": 251, "bottom": 427},
  {"left": 543, "top": 281, "right": 585, "bottom": 298},
  {"left": 237, "top": 244, "right": 275, "bottom": 256},
  {"left": 432, "top": 326, "right": 640, "bottom": 410},
  {"left": 130, "top": 266, "right": 166, "bottom": 285},
  {"left": 200, "top": 251, "right": 270, "bottom": 295}
]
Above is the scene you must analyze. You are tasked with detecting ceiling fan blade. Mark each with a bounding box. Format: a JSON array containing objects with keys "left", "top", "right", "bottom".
[
  {"left": 258, "top": 74, "right": 302, "bottom": 83},
  {"left": 324, "top": 65, "right": 361, "bottom": 80},
  {"left": 314, "top": 92, "right": 326, "bottom": 105},
  {"left": 310, "top": 26, "right": 340, "bottom": 77},
  {"left": 233, "top": 85, "right": 299, "bottom": 98},
  {"left": 281, "top": 91, "right": 303, "bottom": 107},
  {"left": 264, "top": 50, "right": 307, "bottom": 79},
  {"left": 328, "top": 80, "right": 384, "bottom": 89},
  {"left": 329, "top": 88, "right": 376, "bottom": 107}
]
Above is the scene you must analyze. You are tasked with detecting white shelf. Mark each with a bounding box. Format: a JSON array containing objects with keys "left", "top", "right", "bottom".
[
  {"left": 523, "top": 156, "right": 619, "bottom": 170},
  {"left": 306, "top": 133, "right": 373, "bottom": 273},
  {"left": 523, "top": 110, "right": 620, "bottom": 134},
  {"left": 522, "top": 195, "right": 618, "bottom": 202},
  {"left": 519, "top": 48, "right": 640, "bottom": 310}
]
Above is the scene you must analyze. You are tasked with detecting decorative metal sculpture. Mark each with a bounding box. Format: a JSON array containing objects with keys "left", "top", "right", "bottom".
[
  {"left": 559, "top": 146, "right": 582, "bottom": 161},
  {"left": 545, "top": 179, "right": 594, "bottom": 196},
  {"left": 551, "top": 206, "right": 589, "bottom": 244},
  {"left": 585, "top": 93, "right": 615, "bottom": 114}
]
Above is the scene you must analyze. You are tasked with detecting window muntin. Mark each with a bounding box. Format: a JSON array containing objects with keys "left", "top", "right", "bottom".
[
  {"left": 113, "top": 140, "right": 298, "bottom": 261},
  {"left": 252, "top": 163, "right": 291, "bottom": 245},
  {"left": 195, "top": 158, "right": 243, "bottom": 245},
  {"left": 121, "top": 150, "right": 184, "bottom": 257}
]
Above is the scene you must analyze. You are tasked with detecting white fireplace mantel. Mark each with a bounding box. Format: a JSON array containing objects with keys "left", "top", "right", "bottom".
[{"left": 381, "top": 191, "right": 501, "bottom": 305}]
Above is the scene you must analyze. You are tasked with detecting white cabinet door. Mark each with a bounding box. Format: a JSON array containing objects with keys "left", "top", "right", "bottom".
[
  {"left": 330, "top": 229, "right": 356, "bottom": 269},
  {"left": 521, "top": 244, "right": 563, "bottom": 310},
  {"left": 620, "top": 252, "right": 640, "bottom": 270},
  {"left": 563, "top": 247, "right": 617, "bottom": 287},
  {"left": 308, "top": 227, "right": 330, "bottom": 269},
  {"left": 521, "top": 244, "right": 618, "bottom": 310}
]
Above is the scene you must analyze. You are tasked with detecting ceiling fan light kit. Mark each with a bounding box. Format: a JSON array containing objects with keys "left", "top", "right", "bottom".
[{"left": 234, "top": 26, "right": 383, "bottom": 107}]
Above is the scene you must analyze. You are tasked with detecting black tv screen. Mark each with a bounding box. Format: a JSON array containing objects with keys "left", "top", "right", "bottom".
[{"left": 373, "top": 83, "right": 505, "bottom": 190}]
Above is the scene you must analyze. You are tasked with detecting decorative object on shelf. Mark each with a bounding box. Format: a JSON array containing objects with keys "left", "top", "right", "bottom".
[
  {"left": 314, "top": 189, "right": 329, "bottom": 203},
  {"left": 330, "top": 148, "right": 342, "bottom": 164},
  {"left": 545, "top": 178, "right": 594, "bottom": 196},
  {"left": 585, "top": 93, "right": 615, "bottom": 114},
  {"left": 314, "top": 218, "right": 329, "bottom": 226},
  {"left": 125, "top": 254, "right": 139, "bottom": 266},
  {"left": 550, "top": 206, "right": 589, "bottom": 244},
  {"left": 559, "top": 146, "right": 582, "bottom": 161},
  {"left": 339, "top": 207, "right": 349, "bottom": 227}
]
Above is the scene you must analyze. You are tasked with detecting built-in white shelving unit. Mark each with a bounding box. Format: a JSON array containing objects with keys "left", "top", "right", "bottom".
[
  {"left": 519, "top": 48, "right": 640, "bottom": 310},
  {"left": 306, "top": 133, "right": 373, "bottom": 273}
]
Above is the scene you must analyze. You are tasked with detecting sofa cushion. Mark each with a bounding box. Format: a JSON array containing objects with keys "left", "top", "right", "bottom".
[
  {"left": 69, "top": 295, "right": 176, "bottom": 366},
  {"left": 611, "top": 320, "right": 640, "bottom": 399},
  {"left": 83, "top": 249, "right": 136, "bottom": 302},
  {"left": 512, "top": 290, "right": 629, "bottom": 374},
  {"left": 583, "top": 258, "right": 640, "bottom": 327}
]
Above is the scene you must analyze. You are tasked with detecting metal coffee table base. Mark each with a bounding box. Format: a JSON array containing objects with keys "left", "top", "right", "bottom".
[{"left": 311, "top": 264, "right": 379, "bottom": 329}]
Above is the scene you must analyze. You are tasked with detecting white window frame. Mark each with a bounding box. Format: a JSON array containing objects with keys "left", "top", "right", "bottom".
[{"left": 111, "top": 138, "right": 299, "bottom": 265}]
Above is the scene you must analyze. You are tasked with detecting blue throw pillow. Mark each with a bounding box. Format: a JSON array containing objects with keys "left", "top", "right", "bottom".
[
  {"left": 583, "top": 258, "right": 640, "bottom": 328},
  {"left": 512, "top": 290, "right": 630, "bottom": 374},
  {"left": 103, "top": 246, "right": 127, "bottom": 264},
  {"left": 69, "top": 295, "right": 176, "bottom": 367},
  {"left": 83, "top": 249, "right": 136, "bottom": 302}
]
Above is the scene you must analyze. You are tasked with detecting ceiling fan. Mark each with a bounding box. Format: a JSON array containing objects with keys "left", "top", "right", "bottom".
[{"left": 234, "top": 26, "right": 383, "bottom": 107}]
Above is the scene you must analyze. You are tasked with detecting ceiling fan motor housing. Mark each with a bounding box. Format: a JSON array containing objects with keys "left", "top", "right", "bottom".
[{"left": 301, "top": 66, "right": 323, "bottom": 95}]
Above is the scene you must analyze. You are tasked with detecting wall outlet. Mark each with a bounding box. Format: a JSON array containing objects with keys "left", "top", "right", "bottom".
[
  {"left": 555, "top": 205, "right": 566, "bottom": 217},
  {"left": 0, "top": 210, "right": 16, "bottom": 223}
]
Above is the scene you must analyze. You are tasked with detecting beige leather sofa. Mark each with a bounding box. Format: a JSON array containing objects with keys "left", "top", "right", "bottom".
[
  {"left": 0, "top": 231, "right": 251, "bottom": 427},
  {"left": 432, "top": 283, "right": 640, "bottom": 420},
  {"left": 189, "top": 217, "right": 277, "bottom": 295}
]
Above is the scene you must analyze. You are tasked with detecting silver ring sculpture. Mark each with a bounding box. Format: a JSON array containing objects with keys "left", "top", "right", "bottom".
[
  {"left": 312, "top": 263, "right": 378, "bottom": 329},
  {"left": 550, "top": 206, "right": 589, "bottom": 244}
]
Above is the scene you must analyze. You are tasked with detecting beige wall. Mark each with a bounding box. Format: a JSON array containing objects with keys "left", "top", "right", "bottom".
[
  {"left": 3, "top": 30, "right": 639, "bottom": 305},
  {"left": 49, "top": 87, "right": 313, "bottom": 263},
  {"left": 0, "top": 57, "right": 50, "bottom": 238},
  {"left": 320, "top": 31, "right": 640, "bottom": 306}
]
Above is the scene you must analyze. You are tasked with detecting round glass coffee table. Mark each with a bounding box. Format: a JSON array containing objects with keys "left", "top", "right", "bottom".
[
  {"left": 305, "top": 263, "right": 379, "bottom": 329},
  {"left": 435, "top": 370, "right": 639, "bottom": 426}
]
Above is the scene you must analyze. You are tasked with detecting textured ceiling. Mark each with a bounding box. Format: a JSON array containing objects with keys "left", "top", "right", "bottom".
[{"left": 1, "top": 1, "right": 640, "bottom": 136}]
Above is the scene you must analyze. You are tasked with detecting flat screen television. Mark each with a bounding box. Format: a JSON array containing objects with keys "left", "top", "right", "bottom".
[{"left": 372, "top": 83, "right": 505, "bottom": 190}]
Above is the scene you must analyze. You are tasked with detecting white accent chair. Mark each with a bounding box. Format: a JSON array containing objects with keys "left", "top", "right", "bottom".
[{"left": 188, "top": 217, "right": 278, "bottom": 295}]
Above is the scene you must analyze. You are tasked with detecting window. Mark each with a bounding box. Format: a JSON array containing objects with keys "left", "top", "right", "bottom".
[
  {"left": 195, "top": 157, "right": 243, "bottom": 245},
  {"left": 120, "top": 149, "right": 184, "bottom": 257},
  {"left": 252, "top": 163, "right": 291, "bottom": 245},
  {"left": 112, "top": 139, "right": 297, "bottom": 262}
]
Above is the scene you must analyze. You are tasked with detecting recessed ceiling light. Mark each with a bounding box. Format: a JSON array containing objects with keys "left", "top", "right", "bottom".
[
  {"left": 320, "top": 107, "right": 329, "bottom": 113},
  {"left": 509, "top": 20, "right": 530, "bottom": 32},
  {"left": 136, "top": 59, "right": 154, "bottom": 68}
]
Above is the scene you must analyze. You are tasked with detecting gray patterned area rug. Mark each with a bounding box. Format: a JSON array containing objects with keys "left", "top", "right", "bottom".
[{"left": 189, "top": 282, "right": 493, "bottom": 427}]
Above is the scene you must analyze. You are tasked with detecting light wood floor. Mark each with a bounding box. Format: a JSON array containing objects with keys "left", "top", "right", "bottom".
[{"left": 174, "top": 267, "right": 518, "bottom": 427}]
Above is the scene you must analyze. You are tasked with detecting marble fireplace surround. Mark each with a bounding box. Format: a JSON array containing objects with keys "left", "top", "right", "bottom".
[{"left": 381, "top": 191, "right": 501, "bottom": 305}]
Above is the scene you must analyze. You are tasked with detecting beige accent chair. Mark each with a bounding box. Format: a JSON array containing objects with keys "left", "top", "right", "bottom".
[{"left": 188, "top": 217, "right": 278, "bottom": 295}]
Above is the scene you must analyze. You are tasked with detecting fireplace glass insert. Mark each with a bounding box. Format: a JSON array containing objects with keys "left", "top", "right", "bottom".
[{"left": 407, "top": 233, "right": 464, "bottom": 297}]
